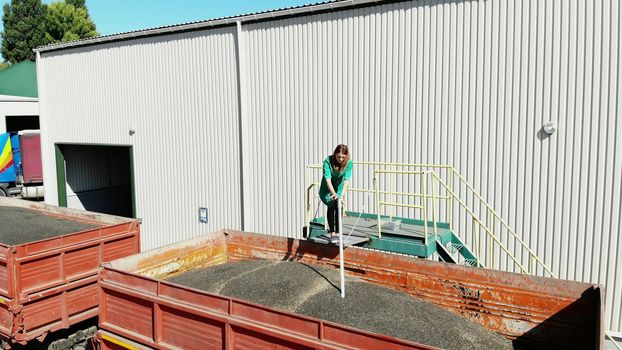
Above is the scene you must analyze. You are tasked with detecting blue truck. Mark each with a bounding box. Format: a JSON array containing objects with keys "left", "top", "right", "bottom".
[{"left": 0, "top": 131, "right": 44, "bottom": 198}]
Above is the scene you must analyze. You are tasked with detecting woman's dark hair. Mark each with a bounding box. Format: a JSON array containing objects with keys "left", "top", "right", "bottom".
[{"left": 331, "top": 144, "right": 350, "bottom": 172}]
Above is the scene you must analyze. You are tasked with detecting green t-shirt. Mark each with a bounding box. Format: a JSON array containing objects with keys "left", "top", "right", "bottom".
[{"left": 319, "top": 156, "right": 353, "bottom": 206}]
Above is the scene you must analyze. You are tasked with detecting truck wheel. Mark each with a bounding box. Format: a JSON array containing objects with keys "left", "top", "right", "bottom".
[{"left": 0, "top": 188, "right": 7, "bottom": 197}]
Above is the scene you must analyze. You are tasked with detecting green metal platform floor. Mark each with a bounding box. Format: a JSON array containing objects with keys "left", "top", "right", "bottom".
[{"left": 308, "top": 212, "right": 456, "bottom": 258}]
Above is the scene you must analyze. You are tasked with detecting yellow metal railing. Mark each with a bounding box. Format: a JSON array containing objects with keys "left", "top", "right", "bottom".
[
  {"left": 373, "top": 170, "right": 437, "bottom": 245},
  {"left": 305, "top": 161, "right": 555, "bottom": 277},
  {"left": 606, "top": 331, "right": 622, "bottom": 350}
]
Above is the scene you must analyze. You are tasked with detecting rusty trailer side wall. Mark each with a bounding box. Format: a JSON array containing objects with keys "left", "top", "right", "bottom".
[
  {"left": 225, "top": 231, "right": 604, "bottom": 349},
  {"left": 98, "top": 268, "right": 438, "bottom": 350},
  {"left": 0, "top": 197, "right": 141, "bottom": 345},
  {"left": 100, "top": 230, "right": 603, "bottom": 350}
]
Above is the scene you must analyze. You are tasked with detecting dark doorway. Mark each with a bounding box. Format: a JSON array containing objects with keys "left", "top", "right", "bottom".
[
  {"left": 5, "top": 115, "right": 39, "bottom": 132},
  {"left": 56, "top": 144, "right": 135, "bottom": 218}
]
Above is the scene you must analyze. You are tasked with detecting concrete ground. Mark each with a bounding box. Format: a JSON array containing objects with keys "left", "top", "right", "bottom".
[
  {"left": 0, "top": 206, "right": 97, "bottom": 245},
  {"left": 167, "top": 260, "right": 515, "bottom": 350}
]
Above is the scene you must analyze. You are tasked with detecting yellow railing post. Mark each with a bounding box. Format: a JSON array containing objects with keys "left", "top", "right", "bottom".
[
  {"left": 423, "top": 205, "right": 428, "bottom": 246},
  {"left": 449, "top": 169, "right": 455, "bottom": 230},
  {"left": 305, "top": 184, "right": 316, "bottom": 236},
  {"left": 374, "top": 175, "right": 381, "bottom": 238},
  {"left": 431, "top": 172, "right": 438, "bottom": 237},
  {"left": 390, "top": 164, "right": 396, "bottom": 220},
  {"left": 474, "top": 217, "right": 480, "bottom": 267},
  {"left": 606, "top": 331, "right": 622, "bottom": 350},
  {"left": 422, "top": 172, "right": 428, "bottom": 245},
  {"left": 486, "top": 207, "right": 493, "bottom": 269}
]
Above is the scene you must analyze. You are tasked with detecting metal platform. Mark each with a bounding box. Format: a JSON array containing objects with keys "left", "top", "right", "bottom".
[
  {"left": 309, "top": 233, "right": 370, "bottom": 246},
  {"left": 339, "top": 216, "right": 443, "bottom": 239},
  {"left": 307, "top": 211, "right": 467, "bottom": 259}
]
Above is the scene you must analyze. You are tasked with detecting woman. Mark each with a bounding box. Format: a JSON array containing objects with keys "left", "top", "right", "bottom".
[{"left": 319, "top": 144, "right": 353, "bottom": 243}]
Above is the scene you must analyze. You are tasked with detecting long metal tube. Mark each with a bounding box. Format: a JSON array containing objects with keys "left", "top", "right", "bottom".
[{"left": 338, "top": 198, "right": 345, "bottom": 298}]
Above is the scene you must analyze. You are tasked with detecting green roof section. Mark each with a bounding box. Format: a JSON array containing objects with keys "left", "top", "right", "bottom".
[{"left": 0, "top": 61, "right": 38, "bottom": 98}]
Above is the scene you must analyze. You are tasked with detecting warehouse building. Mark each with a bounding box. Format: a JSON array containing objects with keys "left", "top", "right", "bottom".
[
  {"left": 35, "top": 0, "right": 621, "bottom": 337},
  {"left": 0, "top": 61, "right": 39, "bottom": 133}
]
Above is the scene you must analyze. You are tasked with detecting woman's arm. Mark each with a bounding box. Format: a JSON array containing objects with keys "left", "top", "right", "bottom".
[{"left": 323, "top": 157, "right": 338, "bottom": 200}]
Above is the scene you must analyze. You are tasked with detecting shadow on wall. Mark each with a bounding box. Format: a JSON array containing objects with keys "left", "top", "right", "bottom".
[
  {"left": 68, "top": 186, "right": 132, "bottom": 218},
  {"left": 512, "top": 287, "right": 603, "bottom": 350}
]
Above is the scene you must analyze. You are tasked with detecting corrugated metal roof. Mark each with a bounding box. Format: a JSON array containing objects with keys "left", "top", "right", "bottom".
[
  {"left": 0, "top": 61, "right": 37, "bottom": 98},
  {"left": 0, "top": 94, "right": 37, "bottom": 102},
  {"left": 34, "top": 0, "right": 389, "bottom": 53}
]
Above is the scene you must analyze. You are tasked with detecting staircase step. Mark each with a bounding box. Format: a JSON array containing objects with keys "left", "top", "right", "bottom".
[
  {"left": 436, "top": 241, "right": 457, "bottom": 264},
  {"left": 446, "top": 242, "right": 464, "bottom": 254},
  {"left": 463, "top": 258, "right": 479, "bottom": 266}
]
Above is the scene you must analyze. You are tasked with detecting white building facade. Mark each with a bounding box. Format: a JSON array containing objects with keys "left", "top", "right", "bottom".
[
  {"left": 0, "top": 96, "right": 39, "bottom": 133},
  {"left": 36, "top": 0, "right": 622, "bottom": 333}
]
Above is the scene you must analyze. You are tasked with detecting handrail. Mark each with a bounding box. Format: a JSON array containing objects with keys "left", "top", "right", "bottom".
[
  {"left": 378, "top": 201, "right": 425, "bottom": 209},
  {"left": 431, "top": 173, "right": 532, "bottom": 273},
  {"left": 447, "top": 169, "right": 556, "bottom": 277},
  {"left": 374, "top": 170, "right": 428, "bottom": 175},
  {"left": 310, "top": 183, "right": 450, "bottom": 200},
  {"left": 306, "top": 162, "right": 453, "bottom": 169},
  {"left": 606, "top": 331, "right": 622, "bottom": 350},
  {"left": 373, "top": 169, "right": 436, "bottom": 244}
]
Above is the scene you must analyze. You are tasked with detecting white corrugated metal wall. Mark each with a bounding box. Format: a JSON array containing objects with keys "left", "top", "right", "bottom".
[
  {"left": 38, "top": 0, "right": 621, "bottom": 332},
  {"left": 38, "top": 28, "right": 243, "bottom": 249}
]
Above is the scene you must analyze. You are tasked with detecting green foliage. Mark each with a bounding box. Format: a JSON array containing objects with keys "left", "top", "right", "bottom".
[
  {"left": 0, "top": 61, "right": 9, "bottom": 71},
  {"left": 45, "top": 1, "right": 98, "bottom": 44},
  {"left": 66, "top": 0, "right": 85, "bottom": 9},
  {"left": 0, "top": 0, "right": 98, "bottom": 64},
  {"left": 1, "top": 0, "right": 48, "bottom": 64}
]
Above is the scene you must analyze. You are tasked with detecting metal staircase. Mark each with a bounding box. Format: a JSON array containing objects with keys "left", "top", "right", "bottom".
[{"left": 436, "top": 237, "right": 479, "bottom": 267}]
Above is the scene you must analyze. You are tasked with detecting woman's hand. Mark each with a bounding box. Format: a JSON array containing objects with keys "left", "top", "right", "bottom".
[{"left": 330, "top": 193, "right": 339, "bottom": 201}]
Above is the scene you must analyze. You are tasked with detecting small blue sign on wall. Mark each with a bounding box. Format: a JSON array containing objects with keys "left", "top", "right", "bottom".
[{"left": 199, "top": 207, "right": 208, "bottom": 223}]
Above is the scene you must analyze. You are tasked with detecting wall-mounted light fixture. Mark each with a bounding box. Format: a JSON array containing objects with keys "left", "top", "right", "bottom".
[{"left": 543, "top": 121, "right": 557, "bottom": 135}]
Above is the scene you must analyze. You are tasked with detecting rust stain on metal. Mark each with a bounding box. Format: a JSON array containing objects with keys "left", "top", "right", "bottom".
[{"left": 138, "top": 245, "right": 227, "bottom": 279}]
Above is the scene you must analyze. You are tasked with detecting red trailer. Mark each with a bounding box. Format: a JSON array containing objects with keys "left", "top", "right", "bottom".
[
  {"left": 95, "top": 230, "right": 603, "bottom": 350},
  {"left": 0, "top": 131, "right": 44, "bottom": 199},
  {"left": 0, "top": 197, "right": 140, "bottom": 347},
  {"left": 17, "top": 131, "right": 43, "bottom": 186}
]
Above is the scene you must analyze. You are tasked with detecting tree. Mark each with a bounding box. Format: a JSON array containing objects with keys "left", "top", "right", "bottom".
[
  {"left": 1, "top": 0, "right": 48, "bottom": 64},
  {"left": 66, "top": 0, "right": 85, "bottom": 9},
  {"left": 0, "top": 62, "right": 9, "bottom": 71},
  {"left": 45, "top": 1, "right": 98, "bottom": 44}
]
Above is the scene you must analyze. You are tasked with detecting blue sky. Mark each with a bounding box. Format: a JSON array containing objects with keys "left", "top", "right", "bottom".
[{"left": 0, "top": 0, "right": 315, "bottom": 36}]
